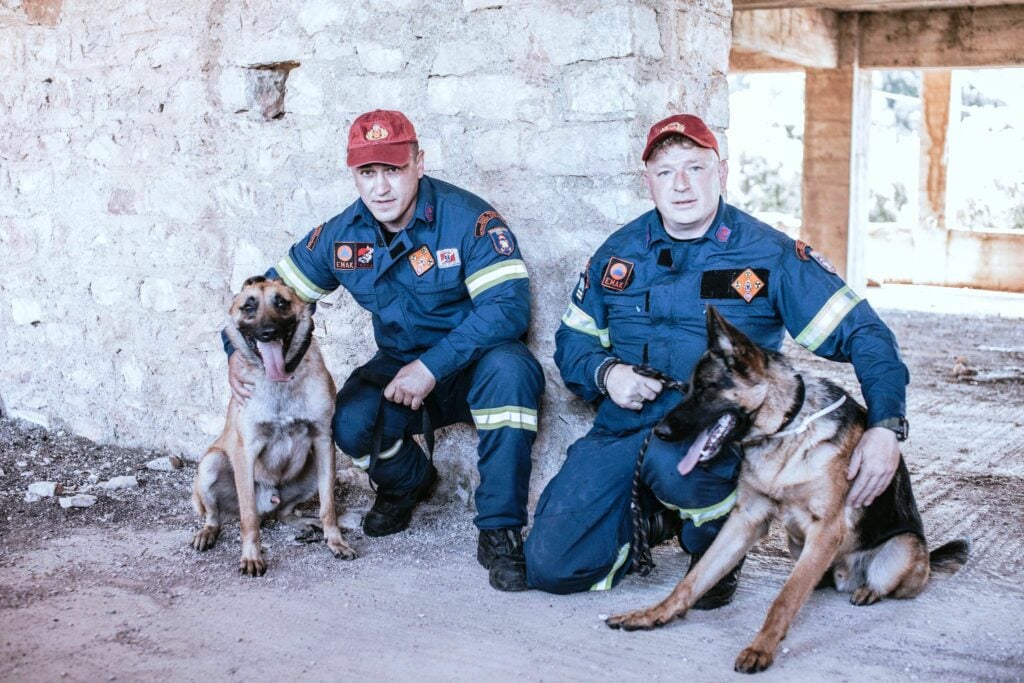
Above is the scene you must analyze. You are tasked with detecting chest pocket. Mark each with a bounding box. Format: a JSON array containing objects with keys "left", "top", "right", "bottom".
[
  {"left": 412, "top": 270, "right": 466, "bottom": 307},
  {"left": 604, "top": 291, "right": 648, "bottom": 321},
  {"left": 699, "top": 268, "right": 771, "bottom": 308}
]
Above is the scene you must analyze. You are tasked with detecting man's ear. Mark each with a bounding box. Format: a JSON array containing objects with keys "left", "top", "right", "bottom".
[{"left": 718, "top": 158, "right": 729, "bottom": 192}]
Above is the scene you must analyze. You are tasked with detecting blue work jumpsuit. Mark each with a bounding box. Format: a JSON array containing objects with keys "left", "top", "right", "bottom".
[
  {"left": 525, "top": 199, "right": 909, "bottom": 593},
  {"left": 264, "top": 176, "right": 544, "bottom": 530}
]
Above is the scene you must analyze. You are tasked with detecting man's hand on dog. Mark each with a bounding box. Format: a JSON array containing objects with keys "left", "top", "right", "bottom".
[
  {"left": 228, "top": 352, "right": 254, "bottom": 404},
  {"left": 385, "top": 360, "right": 437, "bottom": 411},
  {"left": 607, "top": 364, "right": 663, "bottom": 411},
  {"left": 846, "top": 427, "right": 900, "bottom": 508}
]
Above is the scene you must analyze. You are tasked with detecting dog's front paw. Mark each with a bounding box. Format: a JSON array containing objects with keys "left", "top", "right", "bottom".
[
  {"left": 238, "top": 553, "right": 266, "bottom": 577},
  {"left": 191, "top": 525, "right": 220, "bottom": 552},
  {"left": 324, "top": 527, "right": 357, "bottom": 560},
  {"left": 735, "top": 646, "right": 774, "bottom": 673},
  {"left": 605, "top": 607, "right": 672, "bottom": 631}
]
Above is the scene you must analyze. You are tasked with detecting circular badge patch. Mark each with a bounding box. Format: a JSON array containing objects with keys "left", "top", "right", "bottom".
[
  {"left": 337, "top": 244, "right": 353, "bottom": 261},
  {"left": 609, "top": 263, "right": 628, "bottom": 280}
]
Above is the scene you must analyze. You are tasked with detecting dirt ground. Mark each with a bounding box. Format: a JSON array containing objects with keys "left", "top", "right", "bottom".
[{"left": 2, "top": 287, "right": 1023, "bottom": 682}]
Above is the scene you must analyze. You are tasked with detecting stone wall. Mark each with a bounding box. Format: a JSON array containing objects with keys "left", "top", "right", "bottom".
[{"left": 0, "top": 0, "right": 731, "bottom": 502}]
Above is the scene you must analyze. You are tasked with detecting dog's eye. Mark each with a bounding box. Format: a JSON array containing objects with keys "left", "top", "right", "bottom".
[
  {"left": 274, "top": 297, "right": 289, "bottom": 310},
  {"left": 241, "top": 297, "right": 257, "bottom": 314}
]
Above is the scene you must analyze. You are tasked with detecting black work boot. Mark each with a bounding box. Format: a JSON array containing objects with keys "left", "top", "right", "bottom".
[
  {"left": 688, "top": 553, "right": 745, "bottom": 610},
  {"left": 362, "top": 465, "right": 437, "bottom": 538},
  {"left": 647, "top": 509, "right": 683, "bottom": 547},
  {"left": 477, "top": 528, "right": 528, "bottom": 592}
]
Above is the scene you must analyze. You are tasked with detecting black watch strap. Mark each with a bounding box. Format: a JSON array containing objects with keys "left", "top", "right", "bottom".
[{"left": 873, "top": 416, "right": 909, "bottom": 441}]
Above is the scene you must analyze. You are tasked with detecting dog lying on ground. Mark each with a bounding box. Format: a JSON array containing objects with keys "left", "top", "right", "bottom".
[
  {"left": 607, "top": 306, "right": 969, "bottom": 673},
  {"left": 191, "top": 276, "right": 357, "bottom": 575}
]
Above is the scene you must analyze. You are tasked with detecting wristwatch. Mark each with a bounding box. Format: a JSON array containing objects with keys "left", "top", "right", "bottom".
[{"left": 873, "top": 416, "right": 909, "bottom": 441}]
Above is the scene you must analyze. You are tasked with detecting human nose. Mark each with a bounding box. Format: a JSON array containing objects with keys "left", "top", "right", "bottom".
[
  {"left": 673, "top": 171, "right": 690, "bottom": 192},
  {"left": 372, "top": 172, "right": 390, "bottom": 196}
]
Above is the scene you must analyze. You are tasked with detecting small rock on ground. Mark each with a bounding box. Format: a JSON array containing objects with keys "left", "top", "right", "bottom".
[
  {"left": 28, "top": 481, "right": 63, "bottom": 497},
  {"left": 101, "top": 476, "right": 138, "bottom": 490},
  {"left": 59, "top": 494, "right": 98, "bottom": 508}
]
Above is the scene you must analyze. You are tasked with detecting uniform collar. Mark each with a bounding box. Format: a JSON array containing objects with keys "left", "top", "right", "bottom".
[{"left": 644, "top": 197, "right": 732, "bottom": 250}]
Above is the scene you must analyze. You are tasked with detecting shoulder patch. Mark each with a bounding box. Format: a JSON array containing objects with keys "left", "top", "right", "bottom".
[
  {"left": 573, "top": 258, "right": 591, "bottom": 303},
  {"left": 700, "top": 268, "right": 771, "bottom": 300},
  {"left": 487, "top": 226, "right": 515, "bottom": 256},
  {"left": 475, "top": 210, "right": 505, "bottom": 238},
  {"left": 809, "top": 249, "right": 838, "bottom": 274},
  {"left": 601, "top": 257, "right": 635, "bottom": 292},
  {"left": 306, "top": 223, "right": 324, "bottom": 251}
]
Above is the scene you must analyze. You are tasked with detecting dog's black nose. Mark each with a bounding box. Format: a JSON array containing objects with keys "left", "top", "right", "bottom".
[
  {"left": 653, "top": 422, "right": 675, "bottom": 441},
  {"left": 255, "top": 326, "right": 278, "bottom": 342}
]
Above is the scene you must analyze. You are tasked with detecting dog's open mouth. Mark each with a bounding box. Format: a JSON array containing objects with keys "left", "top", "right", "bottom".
[
  {"left": 677, "top": 413, "right": 738, "bottom": 476},
  {"left": 246, "top": 337, "right": 292, "bottom": 382}
]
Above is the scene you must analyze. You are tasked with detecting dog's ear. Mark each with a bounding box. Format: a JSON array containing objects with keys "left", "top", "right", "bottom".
[
  {"left": 705, "top": 306, "right": 766, "bottom": 375},
  {"left": 242, "top": 275, "right": 267, "bottom": 288}
]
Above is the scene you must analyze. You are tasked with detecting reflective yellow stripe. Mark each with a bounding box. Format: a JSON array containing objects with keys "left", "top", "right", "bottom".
[
  {"left": 465, "top": 259, "right": 529, "bottom": 299},
  {"left": 561, "top": 302, "right": 611, "bottom": 348},
  {"left": 589, "top": 543, "right": 630, "bottom": 591},
  {"left": 794, "top": 286, "right": 861, "bottom": 353},
  {"left": 657, "top": 489, "right": 738, "bottom": 528},
  {"left": 349, "top": 439, "right": 403, "bottom": 470},
  {"left": 470, "top": 406, "right": 538, "bottom": 431},
  {"left": 276, "top": 255, "right": 330, "bottom": 303}
]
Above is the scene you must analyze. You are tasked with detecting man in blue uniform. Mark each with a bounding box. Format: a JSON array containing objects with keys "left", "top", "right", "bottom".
[
  {"left": 227, "top": 110, "right": 544, "bottom": 591},
  {"left": 524, "top": 114, "right": 909, "bottom": 601}
]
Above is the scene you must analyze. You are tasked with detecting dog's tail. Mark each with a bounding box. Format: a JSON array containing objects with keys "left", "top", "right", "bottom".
[{"left": 929, "top": 538, "right": 971, "bottom": 574}]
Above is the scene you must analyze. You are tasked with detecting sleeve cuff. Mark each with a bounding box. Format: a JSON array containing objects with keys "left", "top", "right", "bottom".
[{"left": 419, "top": 339, "right": 460, "bottom": 382}]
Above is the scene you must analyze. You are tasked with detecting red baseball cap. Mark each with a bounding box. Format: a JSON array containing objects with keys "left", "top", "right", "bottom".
[
  {"left": 346, "top": 109, "right": 418, "bottom": 168},
  {"left": 641, "top": 114, "right": 719, "bottom": 162}
]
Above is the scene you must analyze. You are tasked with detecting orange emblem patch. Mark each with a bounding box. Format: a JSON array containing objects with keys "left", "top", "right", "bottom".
[
  {"left": 731, "top": 268, "right": 765, "bottom": 303},
  {"left": 408, "top": 245, "right": 435, "bottom": 276},
  {"left": 365, "top": 123, "right": 389, "bottom": 141},
  {"left": 660, "top": 121, "right": 686, "bottom": 135}
]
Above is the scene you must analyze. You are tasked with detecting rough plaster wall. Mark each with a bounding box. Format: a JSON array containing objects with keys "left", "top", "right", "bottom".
[{"left": 0, "top": 0, "right": 731, "bottom": 503}]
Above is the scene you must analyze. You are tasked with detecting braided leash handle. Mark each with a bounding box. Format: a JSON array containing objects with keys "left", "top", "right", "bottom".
[
  {"left": 630, "top": 430, "right": 655, "bottom": 576},
  {"left": 634, "top": 363, "right": 688, "bottom": 393},
  {"left": 628, "top": 364, "right": 688, "bottom": 576}
]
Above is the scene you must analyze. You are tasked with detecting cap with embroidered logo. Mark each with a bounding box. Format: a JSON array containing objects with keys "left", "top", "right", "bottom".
[
  {"left": 641, "top": 114, "right": 719, "bottom": 161},
  {"left": 346, "top": 109, "right": 419, "bottom": 168}
]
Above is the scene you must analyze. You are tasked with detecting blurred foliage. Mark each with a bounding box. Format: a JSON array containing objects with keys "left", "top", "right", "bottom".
[{"left": 733, "top": 153, "right": 801, "bottom": 217}]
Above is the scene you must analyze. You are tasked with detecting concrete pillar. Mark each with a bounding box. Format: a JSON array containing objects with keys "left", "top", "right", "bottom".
[
  {"left": 801, "top": 15, "right": 870, "bottom": 290},
  {"left": 915, "top": 69, "right": 952, "bottom": 284}
]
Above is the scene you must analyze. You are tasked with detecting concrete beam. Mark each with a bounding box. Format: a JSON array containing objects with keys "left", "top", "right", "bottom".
[
  {"left": 858, "top": 6, "right": 1024, "bottom": 68},
  {"left": 732, "top": 0, "right": 1016, "bottom": 10},
  {"left": 732, "top": 8, "right": 839, "bottom": 69}
]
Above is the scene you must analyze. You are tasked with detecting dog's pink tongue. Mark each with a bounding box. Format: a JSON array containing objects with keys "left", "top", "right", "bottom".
[
  {"left": 677, "top": 428, "right": 711, "bottom": 476},
  {"left": 256, "top": 340, "right": 291, "bottom": 382}
]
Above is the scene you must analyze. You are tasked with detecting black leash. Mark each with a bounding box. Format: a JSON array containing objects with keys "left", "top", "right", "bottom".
[
  {"left": 360, "top": 366, "right": 439, "bottom": 494},
  {"left": 628, "top": 364, "right": 687, "bottom": 576}
]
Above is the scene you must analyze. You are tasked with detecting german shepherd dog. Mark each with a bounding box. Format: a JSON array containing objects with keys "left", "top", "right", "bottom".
[
  {"left": 607, "top": 307, "right": 969, "bottom": 673},
  {"left": 191, "top": 276, "right": 357, "bottom": 575}
]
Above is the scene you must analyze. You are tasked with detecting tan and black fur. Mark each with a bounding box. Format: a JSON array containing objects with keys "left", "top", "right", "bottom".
[
  {"left": 607, "top": 306, "right": 969, "bottom": 673},
  {"left": 191, "top": 276, "right": 356, "bottom": 576}
]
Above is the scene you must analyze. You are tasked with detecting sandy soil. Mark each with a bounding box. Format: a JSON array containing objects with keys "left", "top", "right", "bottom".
[{"left": 2, "top": 295, "right": 1023, "bottom": 682}]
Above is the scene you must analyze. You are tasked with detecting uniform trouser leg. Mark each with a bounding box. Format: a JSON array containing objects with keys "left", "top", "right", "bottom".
[
  {"left": 640, "top": 436, "right": 742, "bottom": 555},
  {"left": 456, "top": 341, "right": 544, "bottom": 530},
  {"left": 333, "top": 354, "right": 430, "bottom": 497},
  {"left": 525, "top": 430, "right": 646, "bottom": 594}
]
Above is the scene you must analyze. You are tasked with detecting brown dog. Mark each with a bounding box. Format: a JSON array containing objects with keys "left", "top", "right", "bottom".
[
  {"left": 191, "top": 276, "right": 356, "bottom": 575},
  {"left": 607, "top": 307, "right": 969, "bottom": 673}
]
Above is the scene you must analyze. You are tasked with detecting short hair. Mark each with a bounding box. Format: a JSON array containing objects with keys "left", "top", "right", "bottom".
[{"left": 646, "top": 134, "right": 698, "bottom": 162}]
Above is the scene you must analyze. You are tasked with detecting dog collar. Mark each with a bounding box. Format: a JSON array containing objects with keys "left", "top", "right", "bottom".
[
  {"left": 769, "top": 394, "right": 847, "bottom": 440},
  {"left": 284, "top": 320, "right": 314, "bottom": 374},
  {"left": 776, "top": 374, "right": 805, "bottom": 433}
]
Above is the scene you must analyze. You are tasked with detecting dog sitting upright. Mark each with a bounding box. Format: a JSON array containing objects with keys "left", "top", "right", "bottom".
[
  {"left": 191, "top": 276, "right": 356, "bottom": 576},
  {"left": 607, "top": 306, "right": 969, "bottom": 673}
]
